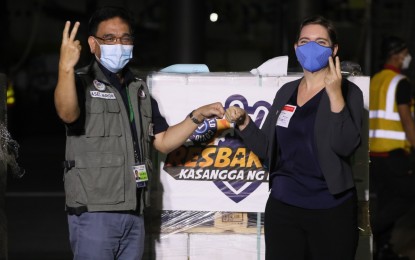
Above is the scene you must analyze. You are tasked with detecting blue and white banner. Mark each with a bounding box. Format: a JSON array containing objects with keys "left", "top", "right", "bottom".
[{"left": 148, "top": 73, "right": 369, "bottom": 212}]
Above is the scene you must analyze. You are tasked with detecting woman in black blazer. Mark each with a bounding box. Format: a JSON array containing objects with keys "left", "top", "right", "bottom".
[{"left": 225, "top": 15, "right": 363, "bottom": 260}]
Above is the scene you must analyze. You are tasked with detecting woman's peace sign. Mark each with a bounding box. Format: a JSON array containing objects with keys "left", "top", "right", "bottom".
[
  {"left": 325, "top": 56, "right": 345, "bottom": 112},
  {"left": 324, "top": 56, "right": 342, "bottom": 92}
]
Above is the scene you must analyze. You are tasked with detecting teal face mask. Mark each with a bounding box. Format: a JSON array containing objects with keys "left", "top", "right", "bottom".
[{"left": 295, "top": 41, "right": 333, "bottom": 72}]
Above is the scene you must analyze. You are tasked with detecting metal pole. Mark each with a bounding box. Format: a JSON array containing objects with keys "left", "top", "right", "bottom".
[
  {"left": 0, "top": 73, "right": 8, "bottom": 260},
  {"left": 166, "top": 0, "right": 205, "bottom": 64}
]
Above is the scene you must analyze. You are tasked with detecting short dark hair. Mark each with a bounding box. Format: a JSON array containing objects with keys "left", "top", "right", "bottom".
[
  {"left": 296, "top": 15, "right": 338, "bottom": 46},
  {"left": 381, "top": 36, "right": 407, "bottom": 60},
  {"left": 88, "top": 6, "right": 134, "bottom": 36}
]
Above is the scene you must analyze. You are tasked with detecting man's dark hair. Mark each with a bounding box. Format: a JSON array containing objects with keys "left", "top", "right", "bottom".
[
  {"left": 381, "top": 35, "right": 407, "bottom": 60},
  {"left": 296, "top": 15, "right": 338, "bottom": 46},
  {"left": 88, "top": 6, "right": 134, "bottom": 36}
]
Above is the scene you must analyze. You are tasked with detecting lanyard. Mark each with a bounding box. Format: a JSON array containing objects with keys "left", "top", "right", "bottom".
[
  {"left": 126, "top": 86, "right": 134, "bottom": 122},
  {"left": 126, "top": 86, "right": 143, "bottom": 163}
]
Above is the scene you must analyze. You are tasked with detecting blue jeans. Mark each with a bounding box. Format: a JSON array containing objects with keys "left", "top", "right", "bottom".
[{"left": 68, "top": 211, "right": 145, "bottom": 260}]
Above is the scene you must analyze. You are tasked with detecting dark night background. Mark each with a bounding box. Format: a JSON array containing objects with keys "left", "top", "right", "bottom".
[{"left": 2, "top": 0, "right": 415, "bottom": 259}]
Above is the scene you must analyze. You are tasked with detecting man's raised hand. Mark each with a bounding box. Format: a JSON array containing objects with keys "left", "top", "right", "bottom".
[{"left": 59, "top": 21, "right": 82, "bottom": 72}]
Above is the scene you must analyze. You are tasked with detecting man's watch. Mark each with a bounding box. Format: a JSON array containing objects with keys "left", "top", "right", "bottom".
[{"left": 189, "top": 110, "right": 204, "bottom": 125}]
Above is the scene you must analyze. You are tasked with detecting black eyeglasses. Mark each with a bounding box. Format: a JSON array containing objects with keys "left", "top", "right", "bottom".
[{"left": 93, "top": 35, "right": 134, "bottom": 45}]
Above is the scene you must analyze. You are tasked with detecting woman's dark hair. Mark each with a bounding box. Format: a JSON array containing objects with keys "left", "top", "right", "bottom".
[
  {"left": 296, "top": 15, "right": 338, "bottom": 46},
  {"left": 88, "top": 6, "right": 134, "bottom": 36}
]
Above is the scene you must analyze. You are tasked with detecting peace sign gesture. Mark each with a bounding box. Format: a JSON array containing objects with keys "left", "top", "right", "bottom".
[
  {"left": 324, "top": 56, "right": 345, "bottom": 112},
  {"left": 59, "top": 21, "right": 81, "bottom": 71},
  {"left": 324, "top": 56, "right": 342, "bottom": 92}
]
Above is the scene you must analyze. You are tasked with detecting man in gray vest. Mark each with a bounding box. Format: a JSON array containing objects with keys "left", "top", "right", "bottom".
[{"left": 54, "top": 6, "right": 224, "bottom": 260}]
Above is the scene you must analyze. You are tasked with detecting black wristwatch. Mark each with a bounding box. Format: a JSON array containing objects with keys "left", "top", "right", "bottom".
[{"left": 189, "top": 110, "right": 204, "bottom": 125}]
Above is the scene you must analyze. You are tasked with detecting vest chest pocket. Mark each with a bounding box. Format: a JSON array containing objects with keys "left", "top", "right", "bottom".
[
  {"left": 86, "top": 98, "right": 122, "bottom": 137},
  {"left": 105, "top": 100, "right": 122, "bottom": 136}
]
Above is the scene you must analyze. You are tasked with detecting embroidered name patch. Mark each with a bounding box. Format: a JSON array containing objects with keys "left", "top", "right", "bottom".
[{"left": 90, "top": 91, "right": 116, "bottom": 99}]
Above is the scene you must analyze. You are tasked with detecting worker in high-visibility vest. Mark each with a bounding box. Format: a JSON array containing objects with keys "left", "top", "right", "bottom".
[
  {"left": 369, "top": 35, "right": 415, "bottom": 260},
  {"left": 7, "top": 81, "right": 15, "bottom": 107}
]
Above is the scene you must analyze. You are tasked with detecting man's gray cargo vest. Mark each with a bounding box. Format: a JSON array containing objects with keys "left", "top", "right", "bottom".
[{"left": 64, "top": 61, "right": 153, "bottom": 214}]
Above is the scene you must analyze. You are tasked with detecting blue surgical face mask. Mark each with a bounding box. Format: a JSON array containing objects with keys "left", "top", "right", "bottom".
[
  {"left": 96, "top": 43, "right": 133, "bottom": 73},
  {"left": 295, "top": 41, "right": 333, "bottom": 72}
]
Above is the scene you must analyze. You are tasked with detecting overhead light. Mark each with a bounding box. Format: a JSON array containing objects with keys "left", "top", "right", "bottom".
[{"left": 210, "top": 13, "right": 218, "bottom": 22}]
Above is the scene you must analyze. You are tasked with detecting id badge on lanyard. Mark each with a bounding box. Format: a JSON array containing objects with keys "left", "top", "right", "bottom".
[{"left": 132, "top": 163, "right": 148, "bottom": 188}]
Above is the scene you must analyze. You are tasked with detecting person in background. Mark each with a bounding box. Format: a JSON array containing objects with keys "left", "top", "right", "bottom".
[
  {"left": 54, "top": 6, "right": 224, "bottom": 260},
  {"left": 225, "top": 15, "right": 363, "bottom": 260},
  {"left": 390, "top": 207, "right": 415, "bottom": 260},
  {"left": 369, "top": 35, "right": 415, "bottom": 260}
]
